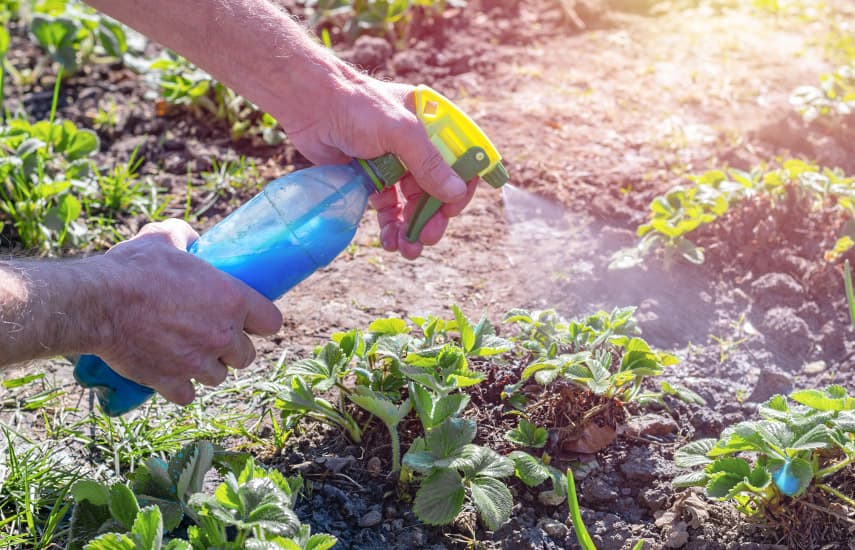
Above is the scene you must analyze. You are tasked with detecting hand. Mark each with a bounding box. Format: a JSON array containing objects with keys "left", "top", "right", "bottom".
[
  {"left": 94, "top": 219, "right": 282, "bottom": 405},
  {"left": 285, "top": 78, "right": 479, "bottom": 260}
]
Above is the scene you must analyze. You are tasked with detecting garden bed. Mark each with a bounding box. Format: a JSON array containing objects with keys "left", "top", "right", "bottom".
[{"left": 3, "top": 0, "right": 855, "bottom": 549}]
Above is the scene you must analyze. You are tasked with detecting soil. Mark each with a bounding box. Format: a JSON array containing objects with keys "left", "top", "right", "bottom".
[{"left": 3, "top": 0, "right": 855, "bottom": 549}]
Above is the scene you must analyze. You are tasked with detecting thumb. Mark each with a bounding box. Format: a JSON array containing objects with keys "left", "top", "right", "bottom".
[{"left": 389, "top": 113, "right": 466, "bottom": 203}]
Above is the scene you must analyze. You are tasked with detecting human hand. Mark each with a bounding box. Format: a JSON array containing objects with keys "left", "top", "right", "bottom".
[
  {"left": 284, "top": 78, "right": 479, "bottom": 260},
  {"left": 94, "top": 219, "right": 282, "bottom": 405}
]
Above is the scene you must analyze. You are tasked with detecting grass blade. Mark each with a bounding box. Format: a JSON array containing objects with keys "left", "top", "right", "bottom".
[
  {"left": 845, "top": 260, "right": 855, "bottom": 332},
  {"left": 566, "top": 467, "right": 597, "bottom": 550}
]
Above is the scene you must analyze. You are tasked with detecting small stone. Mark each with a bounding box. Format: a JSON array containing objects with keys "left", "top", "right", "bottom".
[
  {"left": 321, "top": 455, "right": 356, "bottom": 474},
  {"left": 760, "top": 307, "right": 812, "bottom": 362},
  {"left": 538, "top": 518, "right": 569, "bottom": 539},
  {"left": 622, "top": 413, "right": 679, "bottom": 438},
  {"left": 366, "top": 456, "right": 383, "bottom": 475},
  {"left": 619, "top": 446, "right": 675, "bottom": 482},
  {"left": 358, "top": 509, "right": 383, "bottom": 528},
  {"left": 747, "top": 368, "right": 793, "bottom": 403},
  {"left": 582, "top": 477, "right": 619, "bottom": 502},
  {"left": 538, "top": 489, "right": 567, "bottom": 506},
  {"left": 802, "top": 360, "right": 827, "bottom": 374}
]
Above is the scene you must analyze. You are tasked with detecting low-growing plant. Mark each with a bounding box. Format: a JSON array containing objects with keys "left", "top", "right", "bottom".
[
  {"left": 790, "top": 64, "right": 855, "bottom": 128},
  {"left": 673, "top": 386, "right": 855, "bottom": 519},
  {"left": 25, "top": 0, "right": 127, "bottom": 76},
  {"left": 67, "top": 441, "right": 329, "bottom": 549},
  {"left": 403, "top": 417, "right": 515, "bottom": 530},
  {"left": 272, "top": 306, "right": 510, "bottom": 475},
  {"left": 148, "top": 52, "right": 285, "bottom": 145},
  {"left": 611, "top": 159, "right": 855, "bottom": 270},
  {"left": 305, "top": 0, "right": 468, "bottom": 47}
]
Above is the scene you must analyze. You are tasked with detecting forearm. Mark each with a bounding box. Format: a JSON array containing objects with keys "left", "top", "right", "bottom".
[
  {"left": 85, "top": 0, "right": 366, "bottom": 135},
  {"left": 0, "top": 258, "right": 112, "bottom": 367}
]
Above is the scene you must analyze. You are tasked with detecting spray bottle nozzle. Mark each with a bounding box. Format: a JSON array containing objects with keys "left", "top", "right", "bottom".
[{"left": 361, "top": 85, "right": 509, "bottom": 242}]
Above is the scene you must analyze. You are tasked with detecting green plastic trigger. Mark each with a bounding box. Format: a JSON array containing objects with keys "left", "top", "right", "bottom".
[{"left": 405, "top": 146, "right": 490, "bottom": 242}]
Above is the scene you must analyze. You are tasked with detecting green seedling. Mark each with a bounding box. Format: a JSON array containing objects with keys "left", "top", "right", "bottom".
[
  {"left": 403, "top": 417, "right": 515, "bottom": 530},
  {"left": 790, "top": 64, "right": 855, "bottom": 127},
  {"left": 149, "top": 52, "right": 285, "bottom": 145},
  {"left": 674, "top": 386, "right": 855, "bottom": 518},
  {"left": 612, "top": 160, "right": 855, "bottom": 270},
  {"left": 29, "top": 0, "right": 127, "bottom": 75},
  {"left": 82, "top": 505, "right": 191, "bottom": 550},
  {"left": 348, "top": 387, "right": 411, "bottom": 472},
  {"left": 307, "top": 0, "right": 467, "bottom": 46}
]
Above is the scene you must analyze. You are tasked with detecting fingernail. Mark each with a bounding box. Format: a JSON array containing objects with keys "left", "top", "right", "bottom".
[{"left": 441, "top": 175, "right": 467, "bottom": 201}]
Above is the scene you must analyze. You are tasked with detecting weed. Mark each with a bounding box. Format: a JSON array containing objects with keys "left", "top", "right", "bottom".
[{"left": 790, "top": 64, "right": 855, "bottom": 128}]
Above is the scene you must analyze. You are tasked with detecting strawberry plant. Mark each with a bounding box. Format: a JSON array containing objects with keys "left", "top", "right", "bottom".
[
  {"left": 305, "top": 0, "right": 468, "bottom": 46},
  {"left": 67, "top": 441, "right": 329, "bottom": 549},
  {"left": 503, "top": 307, "right": 697, "bottom": 454},
  {"left": 26, "top": 0, "right": 127, "bottom": 75},
  {"left": 273, "top": 306, "right": 511, "bottom": 474},
  {"left": 402, "top": 417, "right": 515, "bottom": 530},
  {"left": 673, "top": 386, "right": 855, "bottom": 519},
  {"left": 148, "top": 53, "right": 285, "bottom": 146},
  {"left": 611, "top": 159, "right": 855, "bottom": 270},
  {"left": 790, "top": 64, "right": 855, "bottom": 128}
]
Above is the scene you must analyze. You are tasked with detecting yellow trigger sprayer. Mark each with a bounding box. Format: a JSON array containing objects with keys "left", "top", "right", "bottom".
[{"left": 73, "top": 85, "right": 509, "bottom": 415}]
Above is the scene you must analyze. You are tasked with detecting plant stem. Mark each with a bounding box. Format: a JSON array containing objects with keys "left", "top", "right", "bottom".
[
  {"left": 390, "top": 424, "right": 401, "bottom": 473},
  {"left": 816, "top": 454, "right": 855, "bottom": 479},
  {"left": 818, "top": 483, "right": 855, "bottom": 509}
]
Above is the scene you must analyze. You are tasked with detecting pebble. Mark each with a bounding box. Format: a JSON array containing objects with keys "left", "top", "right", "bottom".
[
  {"left": 802, "top": 360, "right": 827, "bottom": 374},
  {"left": 358, "top": 509, "right": 383, "bottom": 528},
  {"left": 623, "top": 413, "right": 678, "bottom": 438},
  {"left": 366, "top": 456, "right": 383, "bottom": 475},
  {"left": 537, "top": 518, "right": 568, "bottom": 539},
  {"left": 538, "top": 489, "right": 567, "bottom": 506}
]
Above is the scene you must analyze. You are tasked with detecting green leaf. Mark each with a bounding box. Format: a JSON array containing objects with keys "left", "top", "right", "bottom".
[
  {"left": 368, "top": 317, "right": 409, "bottom": 335},
  {"left": 412, "top": 469, "right": 465, "bottom": 526},
  {"left": 506, "top": 419, "right": 548, "bottom": 448},
  {"left": 134, "top": 496, "right": 183, "bottom": 533},
  {"left": 83, "top": 533, "right": 136, "bottom": 550},
  {"left": 747, "top": 464, "right": 771, "bottom": 489},
  {"left": 791, "top": 388, "right": 855, "bottom": 411},
  {"left": 425, "top": 417, "right": 476, "bottom": 458},
  {"left": 706, "top": 473, "right": 742, "bottom": 498},
  {"left": 674, "top": 439, "right": 716, "bottom": 468},
  {"left": 452, "top": 305, "right": 476, "bottom": 352},
  {"left": 470, "top": 476, "right": 512, "bottom": 530},
  {"left": 706, "top": 457, "right": 750, "bottom": 478},
  {"left": 31, "top": 15, "right": 76, "bottom": 50},
  {"left": 0, "top": 26, "right": 9, "bottom": 58},
  {"left": 109, "top": 484, "right": 140, "bottom": 531},
  {"left": 788, "top": 424, "right": 830, "bottom": 451},
  {"left": 461, "top": 446, "right": 514, "bottom": 480},
  {"left": 672, "top": 470, "right": 708, "bottom": 488},
  {"left": 509, "top": 451, "right": 550, "bottom": 487},
  {"left": 131, "top": 506, "right": 163, "bottom": 550},
  {"left": 348, "top": 387, "right": 410, "bottom": 427},
  {"left": 72, "top": 480, "right": 111, "bottom": 506},
  {"left": 69, "top": 499, "right": 112, "bottom": 550},
  {"left": 63, "top": 129, "right": 100, "bottom": 161}
]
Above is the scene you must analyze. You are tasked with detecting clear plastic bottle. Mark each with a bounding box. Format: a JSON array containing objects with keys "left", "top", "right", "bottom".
[{"left": 74, "top": 160, "right": 382, "bottom": 415}]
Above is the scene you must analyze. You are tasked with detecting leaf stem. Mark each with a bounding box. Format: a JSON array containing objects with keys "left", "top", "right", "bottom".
[
  {"left": 818, "top": 483, "right": 855, "bottom": 509},
  {"left": 816, "top": 454, "right": 855, "bottom": 479}
]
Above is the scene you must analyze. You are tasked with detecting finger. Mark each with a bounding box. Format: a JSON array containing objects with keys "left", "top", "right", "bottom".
[
  {"left": 379, "top": 223, "right": 401, "bottom": 252},
  {"left": 417, "top": 212, "right": 449, "bottom": 246},
  {"left": 135, "top": 219, "right": 200, "bottom": 250},
  {"left": 194, "top": 358, "right": 229, "bottom": 387},
  {"left": 386, "top": 109, "right": 466, "bottom": 203},
  {"left": 158, "top": 379, "right": 196, "bottom": 406},
  {"left": 441, "top": 178, "right": 480, "bottom": 219},
  {"left": 242, "top": 288, "right": 282, "bottom": 336},
  {"left": 396, "top": 227, "right": 423, "bottom": 260},
  {"left": 219, "top": 332, "right": 256, "bottom": 370}
]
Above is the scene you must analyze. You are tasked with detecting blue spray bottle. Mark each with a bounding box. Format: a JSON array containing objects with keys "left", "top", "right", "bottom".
[{"left": 73, "top": 85, "right": 509, "bottom": 416}]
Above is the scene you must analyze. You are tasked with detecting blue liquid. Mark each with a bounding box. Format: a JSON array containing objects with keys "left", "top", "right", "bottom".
[
  {"left": 192, "top": 215, "right": 359, "bottom": 300},
  {"left": 773, "top": 460, "right": 800, "bottom": 496},
  {"left": 76, "top": 161, "right": 375, "bottom": 415}
]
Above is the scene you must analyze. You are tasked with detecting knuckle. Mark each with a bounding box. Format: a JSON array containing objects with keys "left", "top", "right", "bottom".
[{"left": 417, "top": 151, "right": 447, "bottom": 180}]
